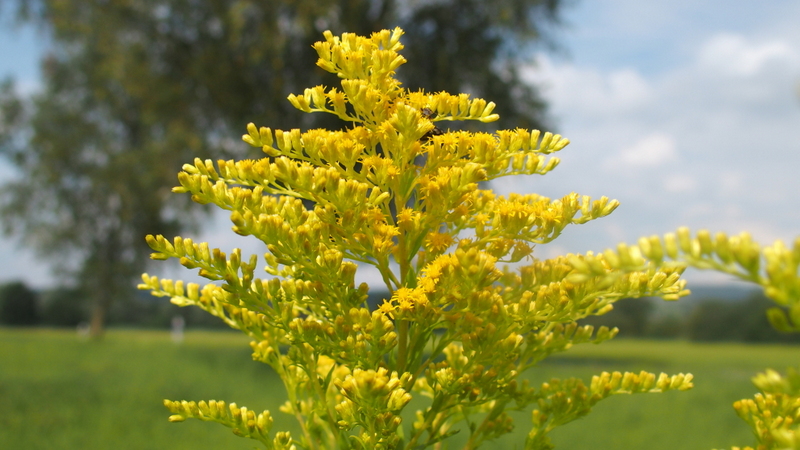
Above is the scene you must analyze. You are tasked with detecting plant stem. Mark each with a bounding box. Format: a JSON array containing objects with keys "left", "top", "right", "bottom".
[
  {"left": 405, "top": 394, "right": 453, "bottom": 450},
  {"left": 395, "top": 186, "right": 413, "bottom": 373},
  {"left": 305, "top": 351, "right": 341, "bottom": 449},
  {"left": 398, "top": 319, "right": 409, "bottom": 372},
  {"left": 275, "top": 358, "right": 319, "bottom": 450},
  {"left": 462, "top": 399, "right": 508, "bottom": 450}
]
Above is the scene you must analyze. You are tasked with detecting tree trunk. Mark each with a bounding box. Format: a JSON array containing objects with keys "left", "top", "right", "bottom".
[{"left": 89, "top": 293, "right": 112, "bottom": 339}]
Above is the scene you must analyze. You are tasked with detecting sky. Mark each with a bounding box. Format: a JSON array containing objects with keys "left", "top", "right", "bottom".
[{"left": 1, "top": 1, "right": 799, "bottom": 288}]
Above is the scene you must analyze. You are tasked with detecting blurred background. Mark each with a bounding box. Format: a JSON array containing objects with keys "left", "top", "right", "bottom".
[{"left": 1, "top": 1, "right": 799, "bottom": 448}]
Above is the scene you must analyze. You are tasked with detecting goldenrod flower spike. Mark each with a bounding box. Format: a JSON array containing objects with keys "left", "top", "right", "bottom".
[{"left": 141, "top": 28, "right": 704, "bottom": 450}]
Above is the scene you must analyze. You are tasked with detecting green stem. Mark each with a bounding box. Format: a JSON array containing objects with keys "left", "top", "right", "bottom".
[
  {"left": 304, "top": 348, "right": 342, "bottom": 449},
  {"left": 412, "top": 333, "right": 454, "bottom": 381},
  {"left": 404, "top": 394, "right": 455, "bottom": 450},
  {"left": 397, "top": 319, "right": 409, "bottom": 372},
  {"left": 394, "top": 185, "right": 413, "bottom": 373},
  {"left": 274, "top": 355, "right": 319, "bottom": 450},
  {"left": 462, "top": 400, "right": 508, "bottom": 450}
]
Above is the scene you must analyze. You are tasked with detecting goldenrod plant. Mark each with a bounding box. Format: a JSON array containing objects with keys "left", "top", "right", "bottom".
[
  {"left": 568, "top": 228, "right": 800, "bottom": 450},
  {"left": 139, "top": 28, "right": 794, "bottom": 449}
]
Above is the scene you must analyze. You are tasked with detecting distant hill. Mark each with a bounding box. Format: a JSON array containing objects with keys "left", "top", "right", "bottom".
[
  {"left": 682, "top": 284, "right": 760, "bottom": 302},
  {"left": 649, "top": 283, "right": 761, "bottom": 320}
]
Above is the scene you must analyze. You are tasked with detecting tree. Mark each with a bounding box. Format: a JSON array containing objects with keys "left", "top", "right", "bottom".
[
  {"left": 580, "top": 296, "right": 656, "bottom": 337},
  {"left": 0, "top": 281, "right": 39, "bottom": 326},
  {"left": 39, "top": 286, "right": 88, "bottom": 327},
  {"left": 0, "top": 0, "right": 565, "bottom": 337},
  {"left": 686, "top": 293, "right": 800, "bottom": 343}
]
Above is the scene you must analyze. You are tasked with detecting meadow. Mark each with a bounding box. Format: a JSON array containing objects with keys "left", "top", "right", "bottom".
[{"left": 1, "top": 327, "right": 795, "bottom": 449}]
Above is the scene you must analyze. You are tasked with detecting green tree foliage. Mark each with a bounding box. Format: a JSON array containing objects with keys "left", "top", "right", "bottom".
[
  {"left": 687, "top": 293, "right": 800, "bottom": 343},
  {"left": 39, "top": 286, "right": 87, "bottom": 327},
  {"left": 0, "top": 280, "right": 39, "bottom": 326},
  {"left": 0, "top": 0, "right": 565, "bottom": 337},
  {"left": 580, "top": 296, "right": 656, "bottom": 337}
]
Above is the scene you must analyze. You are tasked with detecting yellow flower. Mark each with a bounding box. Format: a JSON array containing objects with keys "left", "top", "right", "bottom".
[
  {"left": 425, "top": 232, "right": 455, "bottom": 253},
  {"left": 378, "top": 299, "right": 397, "bottom": 319},
  {"left": 396, "top": 207, "right": 418, "bottom": 231},
  {"left": 390, "top": 287, "right": 430, "bottom": 317},
  {"left": 418, "top": 277, "right": 437, "bottom": 294},
  {"left": 395, "top": 287, "right": 417, "bottom": 313}
]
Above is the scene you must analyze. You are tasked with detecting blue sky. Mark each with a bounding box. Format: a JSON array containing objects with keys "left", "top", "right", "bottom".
[
  {"left": 1, "top": 1, "right": 799, "bottom": 288},
  {"left": 502, "top": 0, "right": 800, "bottom": 285}
]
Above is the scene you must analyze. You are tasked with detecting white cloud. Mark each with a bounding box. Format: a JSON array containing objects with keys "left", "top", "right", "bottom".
[
  {"left": 697, "top": 33, "right": 798, "bottom": 77},
  {"left": 663, "top": 173, "right": 697, "bottom": 193},
  {"left": 518, "top": 23, "right": 800, "bottom": 284},
  {"left": 716, "top": 171, "right": 743, "bottom": 195},
  {"left": 617, "top": 133, "right": 678, "bottom": 167},
  {"left": 525, "top": 58, "right": 653, "bottom": 119}
]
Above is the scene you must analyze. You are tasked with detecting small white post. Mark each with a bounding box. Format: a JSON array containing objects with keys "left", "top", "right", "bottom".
[{"left": 171, "top": 315, "right": 185, "bottom": 343}]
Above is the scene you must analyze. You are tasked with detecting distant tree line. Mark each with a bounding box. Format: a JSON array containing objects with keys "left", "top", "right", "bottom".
[
  {"left": 580, "top": 293, "right": 800, "bottom": 343},
  {"left": 3, "top": 279, "right": 799, "bottom": 344},
  {"left": 0, "top": 280, "right": 228, "bottom": 329}
]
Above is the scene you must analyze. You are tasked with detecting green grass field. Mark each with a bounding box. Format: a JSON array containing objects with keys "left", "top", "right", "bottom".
[{"left": 1, "top": 328, "right": 796, "bottom": 449}]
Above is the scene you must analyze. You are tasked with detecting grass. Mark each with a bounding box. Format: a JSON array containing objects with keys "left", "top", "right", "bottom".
[
  {"left": 0, "top": 328, "right": 300, "bottom": 449},
  {"left": 525, "top": 341, "right": 790, "bottom": 450},
  {"left": 1, "top": 328, "right": 796, "bottom": 449}
]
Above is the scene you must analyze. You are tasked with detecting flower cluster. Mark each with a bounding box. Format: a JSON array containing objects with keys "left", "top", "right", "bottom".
[
  {"left": 141, "top": 28, "right": 722, "bottom": 450},
  {"left": 568, "top": 228, "right": 800, "bottom": 449}
]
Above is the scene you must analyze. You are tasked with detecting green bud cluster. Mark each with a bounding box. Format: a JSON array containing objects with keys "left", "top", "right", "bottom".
[
  {"left": 163, "top": 399, "right": 295, "bottom": 449},
  {"left": 714, "top": 368, "right": 800, "bottom": 450},
  {"left": 567, "top": 227, "right": 800, "bottom": 328}
]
